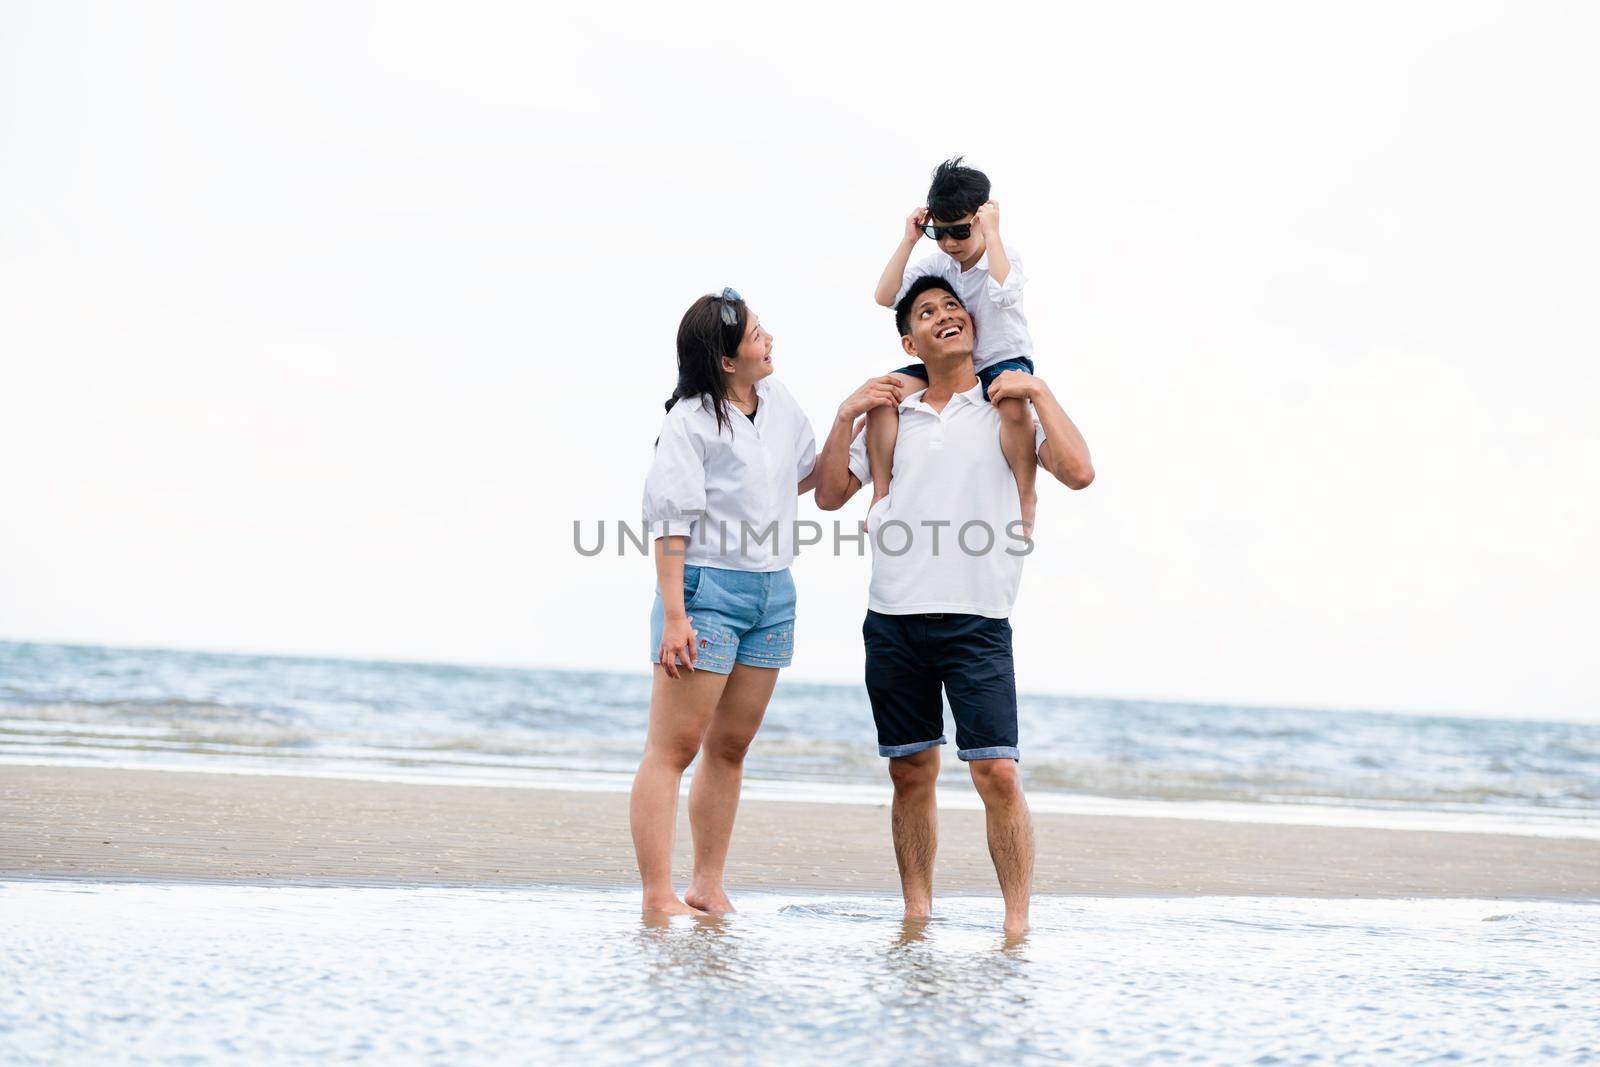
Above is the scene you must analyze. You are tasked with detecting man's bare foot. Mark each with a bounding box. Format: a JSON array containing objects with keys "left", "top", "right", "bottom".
[
  {"left": 896, "top": 915, "right": 932, "bottom": 945},
  {"left": 684, "top": 885, "right": 735, "bottom": 915},
  {"left": 641, "top": 895, "right": 704, "bottom": 918},
  {"left": 1003, "top": 916, "right": 1030, "bottom": 941}
]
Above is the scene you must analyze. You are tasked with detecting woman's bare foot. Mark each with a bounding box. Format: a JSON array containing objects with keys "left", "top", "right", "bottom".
[
  {"left": 642, "top": 894, "right": 705, "bottom": 918},
  {"left": 684, "top": 884, "right": 735, "bottom": 915}
]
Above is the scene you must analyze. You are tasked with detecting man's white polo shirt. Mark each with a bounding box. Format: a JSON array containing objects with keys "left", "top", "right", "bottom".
[{"left": 848, "top": 382, "right": 1045, "bottom": 618}]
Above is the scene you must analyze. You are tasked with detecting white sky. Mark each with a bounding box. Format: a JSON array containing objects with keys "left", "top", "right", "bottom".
[{"left": 2, "top": 1, "right": 1597, "bottom": 722}]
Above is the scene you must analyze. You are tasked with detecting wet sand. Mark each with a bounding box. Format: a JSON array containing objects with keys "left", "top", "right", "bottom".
[{"left": 1, "top": 765, "right": 1596, "bottom": 898}]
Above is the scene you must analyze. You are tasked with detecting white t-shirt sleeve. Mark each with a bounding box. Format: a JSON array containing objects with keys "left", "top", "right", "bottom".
[
  {"left": 986, "top": 246, "right": 1026, "bottom": 309},
  {"left": 847, "top": 427, "right": 872, "bottom": 487},
  {"left": 641, "top": 402, "right": 707, "bottom": 541}
]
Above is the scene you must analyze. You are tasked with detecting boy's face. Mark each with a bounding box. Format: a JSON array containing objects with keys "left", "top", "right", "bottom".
[{"left": 929, "top": 211, "right": 983, "bottom": 266}]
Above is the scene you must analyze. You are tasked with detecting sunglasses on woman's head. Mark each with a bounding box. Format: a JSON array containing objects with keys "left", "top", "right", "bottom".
[
  {"left": 921, "top": 222, "right": 972, "bottom": 241},
  {"left": 715, "top": 286, "right": 741, "bottom": 327}
]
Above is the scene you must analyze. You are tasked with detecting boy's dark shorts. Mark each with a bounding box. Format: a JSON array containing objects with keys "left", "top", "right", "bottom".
[
  {"left": 862, "top": 609, "right": 1019, "bottom": 762},
  {"left": 892, "top": 356, "right": 1035, "bottom": 402}
]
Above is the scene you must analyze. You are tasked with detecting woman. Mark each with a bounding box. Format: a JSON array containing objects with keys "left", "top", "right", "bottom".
[{"left": 632, "top": 288, "right": 818, "bottom": 917}]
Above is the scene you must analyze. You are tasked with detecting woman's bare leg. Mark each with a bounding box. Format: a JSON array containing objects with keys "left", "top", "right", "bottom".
[
  {"left": 630, "top": 664, "right": 732, "bottom": 915},
  {"left": 685, "top": 663, "right": 780, "bottom": 913}
]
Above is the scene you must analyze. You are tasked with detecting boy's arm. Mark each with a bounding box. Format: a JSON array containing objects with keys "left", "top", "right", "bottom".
[
  {"left": 975, "top": 200, "right": 1012, "bottom": 286},
  {"left": 815, "top": 376, "right": 903, "bottom": 509},
  {"left": 874, "top": 208, "right": 927, "bottom": 306}
]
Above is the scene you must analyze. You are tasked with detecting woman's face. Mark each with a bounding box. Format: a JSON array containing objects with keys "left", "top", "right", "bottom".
[{"left": 723, "top": 311, "right": 774, "bottom": 385}]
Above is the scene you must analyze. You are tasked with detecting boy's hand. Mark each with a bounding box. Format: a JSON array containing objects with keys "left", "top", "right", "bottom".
[
  {"left": 976, "top": 199, "right": 1001, "bottom": 239},
  {"left": 903, "top": 207, "right": 928, "bottom": 245}
]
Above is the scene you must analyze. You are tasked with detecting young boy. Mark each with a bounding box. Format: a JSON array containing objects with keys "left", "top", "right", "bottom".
[{"left": 870, "top": 157, "right": 1038, "bottom": 531}]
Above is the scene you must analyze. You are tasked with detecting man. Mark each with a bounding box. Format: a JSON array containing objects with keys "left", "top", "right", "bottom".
[{"left": 814, "top": 276, "right": 1094, "bottom": 936}]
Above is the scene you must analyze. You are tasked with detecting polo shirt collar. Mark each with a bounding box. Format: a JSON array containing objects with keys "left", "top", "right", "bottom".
[{"left": 900, "top": 379, "right": 986, "bottom": 412}]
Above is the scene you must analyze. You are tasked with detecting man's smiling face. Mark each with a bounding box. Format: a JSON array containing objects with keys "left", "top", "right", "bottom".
[{"left": 902, "top": 286, "right": 975, "bottom": 364}]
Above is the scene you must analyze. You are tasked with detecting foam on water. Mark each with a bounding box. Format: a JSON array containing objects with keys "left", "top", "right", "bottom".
[{"left": 3, "top": 881, "right": 1597, "bottom": 1065}]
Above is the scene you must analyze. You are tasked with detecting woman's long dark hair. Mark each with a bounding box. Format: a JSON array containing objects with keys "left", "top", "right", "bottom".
[{"left": 662, "top": 292, "right": 747, "bottom": 439}]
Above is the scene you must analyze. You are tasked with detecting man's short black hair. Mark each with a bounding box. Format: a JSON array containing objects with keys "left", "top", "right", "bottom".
[
  {"left": 926, "top": 156, "right": 991, "bottom": 221},
  {"left": 894, "top": 276, "right": 965, "bottom": 337}
]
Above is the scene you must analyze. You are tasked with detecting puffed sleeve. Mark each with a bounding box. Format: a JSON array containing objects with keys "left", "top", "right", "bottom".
[
  {"left": 894, "top": 253, "right": 953, "bottom": 305},
  {"left": 986, "top": 246, "right": 1026, "bottom": 309},
  {"left": 642, "top": 403, "right": 706, "bottom": 542},
  {"left": 794, "top": 411, "right": 817, "bottom": 484}
]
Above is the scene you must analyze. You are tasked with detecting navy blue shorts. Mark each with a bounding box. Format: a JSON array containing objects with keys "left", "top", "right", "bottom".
[
  {"left": 862, "top": 610, "right": 1019, "bottom": 762},
  {"left": 892, "top": 356, "right": 1035, "bottom": 402}
]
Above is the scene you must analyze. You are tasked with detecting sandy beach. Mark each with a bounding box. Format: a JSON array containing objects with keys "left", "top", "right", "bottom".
[{"left": 2, "top": 765, "right": 1596, "bottom": 898}]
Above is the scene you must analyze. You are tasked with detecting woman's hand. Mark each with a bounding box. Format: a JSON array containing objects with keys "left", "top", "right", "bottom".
[{"left": 658, "top": 613, "right": 698, "bottom": 679}]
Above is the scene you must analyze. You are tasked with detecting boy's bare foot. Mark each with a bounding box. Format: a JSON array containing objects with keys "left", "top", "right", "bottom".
[
  {"left": 684, "top": 885, "right": 735, "bottom": 915},
  {"left": 1020, "top": 491, "right": 1038, "bottom": 538},
  {"left": 863, "top": 487, "right": 891, "bottom": 534}
]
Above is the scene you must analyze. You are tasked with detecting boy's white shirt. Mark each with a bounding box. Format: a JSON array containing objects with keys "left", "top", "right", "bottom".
[{"left": 896, "top": 244, "right": 1031, "bottom": 372}]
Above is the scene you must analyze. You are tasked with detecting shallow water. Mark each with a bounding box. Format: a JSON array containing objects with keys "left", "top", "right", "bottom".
[{"left": 3, "top": 881, "right": 1597, "bottom": 1065}]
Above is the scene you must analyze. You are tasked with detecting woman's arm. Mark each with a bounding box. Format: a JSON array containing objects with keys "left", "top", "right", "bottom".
[{"left": 653, "top": 535, "right": 698, "bottom": 678}]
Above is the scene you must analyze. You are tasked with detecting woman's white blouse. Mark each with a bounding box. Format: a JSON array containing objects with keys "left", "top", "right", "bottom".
[{"left": 642, "top": 377, "right": 817, "bottom": 572}]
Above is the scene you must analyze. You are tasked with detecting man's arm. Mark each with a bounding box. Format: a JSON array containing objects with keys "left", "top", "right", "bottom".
[
  {"left": 874, "top": 208, "right": 927, "bottom": 306},
  {"left": 987, "top": 371, "right": 1094, "bottom": 490},
  {"left": 815, "top": 376, "right": 904, "bottom": 509}
]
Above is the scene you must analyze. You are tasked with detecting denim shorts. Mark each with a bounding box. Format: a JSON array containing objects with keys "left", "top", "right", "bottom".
[
  {"left": 892, "top": 356, "right": 1035, "bottom": 401},
  {"left": 649, "top": 565, "right": 797, "bottom": 674}
]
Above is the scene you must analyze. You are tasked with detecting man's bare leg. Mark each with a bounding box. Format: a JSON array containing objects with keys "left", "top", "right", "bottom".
[
  {"left": 629, "top": 665, "right": 731, "bottom": 916},
  {"left": 995, "top": 394, "right": 1038, "bottom": 535},
  {"left": 685, "top": 662, "right": 779, "bottom": 914},
  {"left": 968, "top": 758, "right": 1034, "bottom": 936},
  {"left": 887, "top": 747, "right": 942, "bottom": 920}
]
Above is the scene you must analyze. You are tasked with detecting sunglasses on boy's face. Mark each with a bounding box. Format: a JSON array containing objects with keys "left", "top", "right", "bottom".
[{"left": 922, "top": 222, "right": 973, "bottom": 241}]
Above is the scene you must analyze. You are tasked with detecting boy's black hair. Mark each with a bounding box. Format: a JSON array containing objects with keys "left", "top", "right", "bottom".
[
  {"left": 926, "top": 156, "right": 990, "bottom": 221},
  {"left": 894, "top": 276, "right": 966, "bottom": 337}
]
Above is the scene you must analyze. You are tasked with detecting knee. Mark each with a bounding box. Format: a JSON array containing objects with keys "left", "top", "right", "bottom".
[
  {"left": 969, "top": 759, "right": 1023, "bottom": 805},
  {"left": 703, "top": 730, "right": 755, "bottom": 766},
  {"left": 647, "top": 738, "right": 701, "bottom": 773},
  {"left": 888, "top": 752, "right": 939, "bottom": 795}
]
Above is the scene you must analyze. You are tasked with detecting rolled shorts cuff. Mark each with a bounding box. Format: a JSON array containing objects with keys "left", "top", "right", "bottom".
[
  {"left": 957, "top": 745, "right": 1020, "bottom": 762},
  {"left": 878, "top": 737, "right": 946, "bottom": 758}
]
